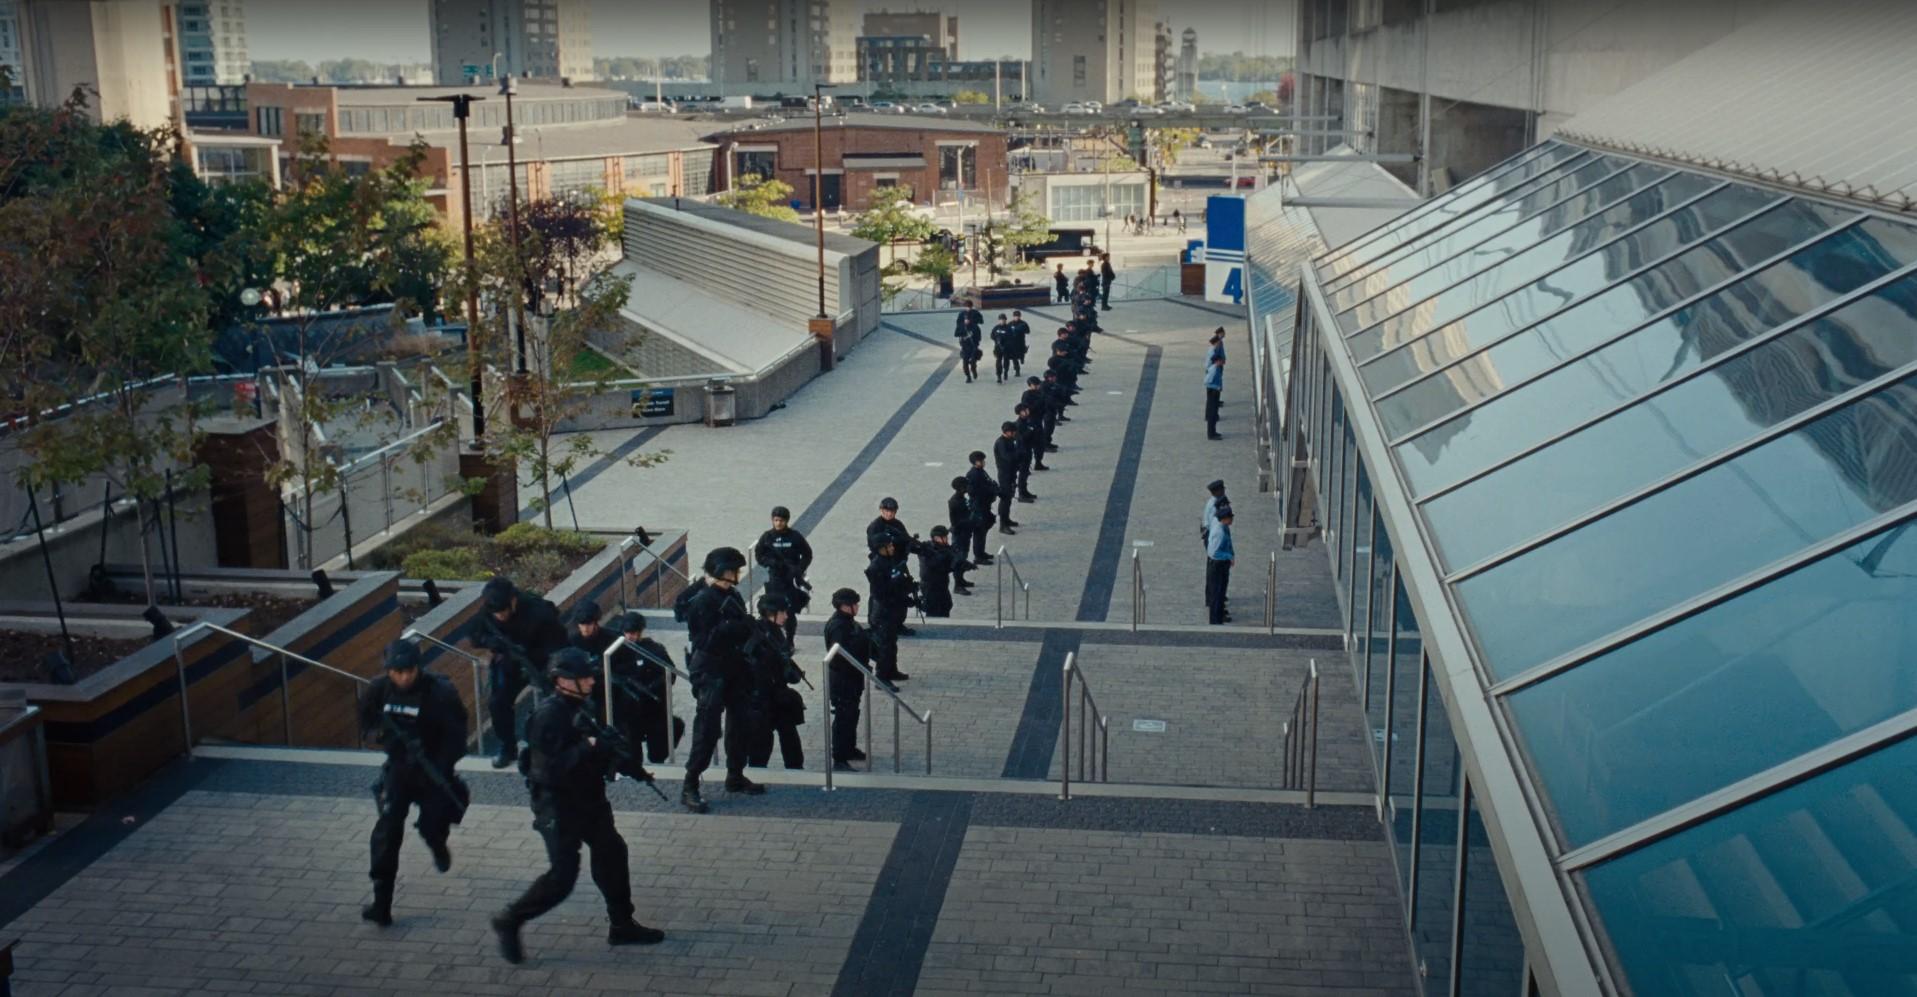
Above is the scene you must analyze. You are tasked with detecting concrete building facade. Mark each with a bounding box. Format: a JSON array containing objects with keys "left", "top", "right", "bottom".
[
  {"left": 1175, "top": 26, "right": 1197, "bottom": 100},
  {"left": 862, "top": 9, "right": 957, "bottom": 58},
  {"left": 172, "top": 0, "right": 246, "bottom": 86},
  {"left": 1293, "top": 0, "right": 1783, "bottom": 193},
  {"left": 1030, "top": 0, "right": 1157, "bottom": 106},
  {"left": 1152, "top": 20, "right": 1173, "bottom": 102},
  {"left": 429, "top": 0, "right": 593, "bottom": 85},
  {"left": 712, "top": 0, "right": 859, "bottom": 89},
  {"left": 12, "top": 0, "right": 171, "bottom": 128},
  {"left": 0, "top": 1, "right": 26, "bottom": 103},
  {"left": 704, "top": 113, "right": 1008, "bottom": 212}
]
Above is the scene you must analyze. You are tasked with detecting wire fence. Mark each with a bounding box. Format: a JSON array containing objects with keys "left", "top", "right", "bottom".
[{"left": 286, "top": 421, "right": 461, "bottom": 568}]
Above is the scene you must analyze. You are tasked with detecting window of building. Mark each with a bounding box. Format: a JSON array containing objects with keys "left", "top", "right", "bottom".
[
  {"left": 256, "top": 106, "right": 283, "bottom": 137},
  {"left": 734, "top": 150, "right": 775, "bottom": 182},
  {"left": 1073, "top": 55, "right": 1087, "bottom": 86},
  {"left": 295, "top": 111, "right": 325, "bottom": 137},
  {"left": 624, "top": 154, "right": 670, "bottom": 181},
  {"left": 938, "top": 144, "right": 975, "bottom": 189},
  {"left": 681, "top": 154, "right": 713, "bottom": 195}
]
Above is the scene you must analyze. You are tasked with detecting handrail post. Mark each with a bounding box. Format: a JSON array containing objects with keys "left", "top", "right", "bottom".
[
  {"left": 170, "top": 635, "right": 194, "bottom": 759},
  {"left": 663, "top": 651, "right": 677, "bottom": 766},
  {"left": 864, "top": 670, "right": 874, "bottom": 764},
  {"left": 1078, "top": 684, "right": 1087, "bottom": 783},
  {"left": 1267, "top": 551, "right": 1277, "bottom": 634},
  {"left": 925, "top": 714, "right": 933, "bottom": 775},
  {"left": 1100, "top": 717, "right": 1109, "bottom": 783},
  {"left": 995, "top": 548, "right": 1004, "bottom": 629},
  {"left": 602, "top": 639, "right": 618, "bottom": 727},
  {"left": 893, "top": 698, "right": 902, "bottom": 773},
  {"left": 1307, "top": 659, "right": 1320, "bottom": 809},
  {"left": 472, "top": 658, "right": 486, "bottom": 754},
  {"left": 279, "top": 651, "right": 293, "bottom": 746},
  {"left": 1059, "top": 653, "right": 1073, "bottom": 800},
  {"left": 821, "top": 648, "right": 835, "bottom": 791},
  {"left": 1130, "top": 550, "right": 1139, "bottom": 632}
]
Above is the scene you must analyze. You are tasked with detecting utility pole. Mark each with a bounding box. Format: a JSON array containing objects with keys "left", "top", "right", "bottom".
[
  {"left": 810, "top": 83, "right": 836, "bottom": 370},
  {"left": 420, "top": 92, "right": 487, "bottom": 441},
  {"left": 500, "top": 75, "right": 529, "bottom": 373}
]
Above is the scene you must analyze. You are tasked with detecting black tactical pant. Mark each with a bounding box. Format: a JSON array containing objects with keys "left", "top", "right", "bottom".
[
  {"left": 867, "top": 610, "right": 902, "bottom": 680},
  {"left": 997, "top": 473, "right": 1016, "bottom": 521},
  {"left": 921, "top": 579, "right": 952, "bottom": 617},
  {"left": 683, "top": 681, "right": 751, "bottom": 785},
  {"left": 632, "top": 697, "right": 686, "bottom": 764},
  {"left": 950, "top": 522, "right": 974, "bottom": 567},
  {"left": 830, "top": 669, "right": 863, "bottom": 760},
  {"left": 489, "top": 662, "right": 529, "bottom": 752},
  {"left": 1017, "top": 455, "right": 1034, "bottom": 495},
  {"left": 747, "top": 689, "right": 805, "bottom": 769},
  {"left": 1206, "top": 559, "right": 1233, "bottom": 625},
  {"left": 767, "top": 574, "right": 809, "bottom": 643},
  {"left": 369, "top": 761, "right": 456, "bottom": 885},
  {"left": 503, "top": 798, "right": 633, "bottom": 924}
]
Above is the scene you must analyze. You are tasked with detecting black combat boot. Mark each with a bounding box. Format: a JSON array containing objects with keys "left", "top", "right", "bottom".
[
  {"left": 429, "top": 839, "right": 452, "bottom": 873},
  {"left": 724, "top": 774, "right": 767, "bottom": 795},
  {"left": 491, "top": 913, "right": 524, "bottom": 964},
  {"left": 681, "top": 781, "right": 710, "bottom": 814},
  {"left": 491, "top": 745, "right": 518, "bottom": 769},
  {"left": 608, "top": 919, "right": 666, "bottom": 946},
  {"left": 361, "top": 881, "right": 395, "bottom": 927}
]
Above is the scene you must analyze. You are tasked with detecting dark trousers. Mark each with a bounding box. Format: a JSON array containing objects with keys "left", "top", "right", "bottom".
[
  {"left": 970, "top": 517, "right": 992, "bottom": 560},
  {"left": 748, "top": 718, "right": 805, "bottom": 769},
  {"left": 629, "top": 697, "right": 685, "bottom": 765},
  {"left": 368, "top": 761, "right": 456, "bottom": 884},
  {"left": 921, "top": 579, "right": 952, "bottom": 617},
  {"left": 1056, "top": 282, "right": 1068, "bottom": 303},
  {"left": 950, "top": 521, "right": 974, "bottom": 566},
  {"left": 1206, "top": 559, "right": 1233, "bottom": 625},
  {"left": 996, "top": 473, "right": 1016, "bottom": 520},
  {"left": 830, "top": 673, "right": 864, "bottom": 760},
  {"left": 868, "top": 612, "right": 902, "bottom": 679},
  {"left": 1100, "top": 278, "right": 1112, "bottom": 308},
  {"left": 503, "top": 799, "right": 633, "bottom": 924},
  {"left": 1206, "top": 388, "right": 1222, "bottom": 436},
  {"left": 489, "top": 665, "right": 529, "bottom": 752},
  {"left": 995, "top": 353, "right": 1011, "bottom": 380},
  {"left": 683, "top": 682, "right": 750, "bottom": 785},
  {"left": 1017, "top": 457, "right": 1034, "bottom": 495}
]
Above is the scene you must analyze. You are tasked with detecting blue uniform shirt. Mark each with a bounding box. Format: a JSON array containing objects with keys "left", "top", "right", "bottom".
[
  {"left": 1204, "top": 362, "right": 1224, "bottom": 391},
  {"left": 1207, "top": 522, "right": 1234, "bottom": 561}
]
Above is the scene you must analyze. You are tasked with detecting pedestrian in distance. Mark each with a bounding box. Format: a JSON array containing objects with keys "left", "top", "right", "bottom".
[
  {"left": 1201, "top": 479, "right": 1229, "bottom": 615},
  {"left": 1007, "top": 311, "right": 1031, "bottom": 377},
  {"left": 360, "top": 640, "right": 469, "bottom": 928},
  {"left": 956, "top": 305, "right": 984, "bottom": 383},
  {"left": 473, "top": 576, "right": 569, "bottom": 769},
  {"left": 1099, "top": 254, "right": 1116, "bottom": 310},
  {"left": 1205, "top": 353, "right": 1225, "bottom": 440},
  {"left": 822, "top": 589, "right": 871, "bottom": 771},
  {"left": 1206, "top": 505, "right": 1236, "bottom": 626},
  {"left": 492, "top": 648, "right": 665, "bottom": 964},
  {"left": 1054, "top": 263, "right": 1070, "bottom": 303},
  {"left": 990, "top": 314, "right": 1013, "bottom": 383}
]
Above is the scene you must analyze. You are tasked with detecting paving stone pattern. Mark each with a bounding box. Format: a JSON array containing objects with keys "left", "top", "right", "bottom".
[{"left": 920, "top": 826, "right": 1416, "bottom": 997}]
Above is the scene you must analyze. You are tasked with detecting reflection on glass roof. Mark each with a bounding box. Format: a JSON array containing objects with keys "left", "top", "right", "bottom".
[{"left": 1304, "top": 137, "right": 1917, "bottom": 995}]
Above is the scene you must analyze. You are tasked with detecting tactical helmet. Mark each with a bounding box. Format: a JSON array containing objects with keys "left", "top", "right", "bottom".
[
  {"left": 570, "top": 599, "right": 602, "bottom": 625},
  {"left": 383, "top": 640, "right": 423, "bottom": 671},
  {"left": 548, "top": 647, "right": 598, "bottom": 680},
  {"left": 951, "top": 476, "right": 968, "bottom": 491},
  {"left": 1001, "top": 421, "right": 1017, "bottom": 433},
  {"left": 480, "top": 576, "right": 516, "bottom": 613},
  {"left": 771, "top": 505, "right": 791, "bottom": 520},
  {"left": 610, "top": 610, "right": 647, "bottom": 635},
  {"left": 879, "top": 497, "right": 899, "bottom": 511},
  {"left": 703, "top": 546, "right": 748, "bottom": 577},
  {"left": 831, "top": 587, "right": 861, "bottom": 609},
  {"left": 930, "top": 525, "right": 949, "bottom": 538},
  {"left": 757, "top": 593, "right": 791, "bottom": 617}
]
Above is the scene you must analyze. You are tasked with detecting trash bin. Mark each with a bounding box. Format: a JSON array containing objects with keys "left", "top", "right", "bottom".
[{"left": 703, "top": 378, "right": 737, "bottom": 427}]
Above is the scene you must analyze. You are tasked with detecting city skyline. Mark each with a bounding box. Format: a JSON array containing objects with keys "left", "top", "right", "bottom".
[{"left": 246, "top": 0, "right": 1293, "bottom": 68}]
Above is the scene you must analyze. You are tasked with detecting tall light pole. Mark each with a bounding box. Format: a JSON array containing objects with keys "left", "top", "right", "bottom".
[
  {"left": 500, "top": 75, "right": 529, "bottom": 374},
  {"left": 421, "top": 91, "right": 487, "bottom": 441},
  {"left": 810, "top": 82, "right": 836, "bottom": 371}
]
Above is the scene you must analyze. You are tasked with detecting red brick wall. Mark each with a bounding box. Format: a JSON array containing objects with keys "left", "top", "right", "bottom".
[{"left": 709, "top": 125, "right": 1010, "bottom": 211}]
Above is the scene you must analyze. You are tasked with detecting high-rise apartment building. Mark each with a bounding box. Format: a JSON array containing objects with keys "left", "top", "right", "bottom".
[
  {"left": 12, "top": 0, "right": 171, "bottom": 127},
  {"left": 712, "top": 0, "right": 858, "bottom": 88},
  {"left": 1152, "top": 20, "right": 1173, "bottom": 102},
  {"left": 1030, "top": 0, "right": 1155, "bottom": 105},
  {"left": 861, "top": 10, "right": 957, "bottom": 59},
  {"left": 173, "top": 0, "right": 246, "bottom": 86},
  {"left": 1175, "top": 26, "right": 1197, "bottom": 100},
  {"left": 0, "top": 1, "right": 24, "bottom": 103},
  {"left": 430, "top": 0, "right": 593, "bottom": 85}
]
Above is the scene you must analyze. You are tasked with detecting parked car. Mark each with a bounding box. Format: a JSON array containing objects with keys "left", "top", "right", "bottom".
[
  {"left": 1062, "top": 101, "right": 1090, "bottom": 115},
  {"left": 632, "top": 100, "right": 675, "bottom": 114},
  {"left": 1085, "top": 100, "right": 1105, "bottom": 112},
  {"left": 869, "top": 101, "right": 901, "bottom": 113},
  {"left": 1129, "top": 104, "right": 1164, "bottom": 116},
  {"left": 1222, "top": 104, "right": 1248, "bottom": 114},
  {"left": 914, "top": 103, "right": 948, "bottom": 115}
]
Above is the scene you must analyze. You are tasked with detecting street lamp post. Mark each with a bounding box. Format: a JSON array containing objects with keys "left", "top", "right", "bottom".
[
  {"left": 810, "top": 83, "right": 836, "bottom": 371},
  {"left": 500, "top": 75, "right": 529, "bottom": 374},
  {"left": 420, "top": 92, "right": 487, "bottom": 441}
]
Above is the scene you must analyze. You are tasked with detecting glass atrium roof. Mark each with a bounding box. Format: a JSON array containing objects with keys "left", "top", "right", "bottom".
[{"left": 1311, "top": 138, "right": 1917, "bottom": 993}]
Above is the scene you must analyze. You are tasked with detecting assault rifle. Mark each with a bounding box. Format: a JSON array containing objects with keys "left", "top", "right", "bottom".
[
  {"left": 377, "top": 711, "right": 471, "bottom": 822},
  {"left": 571, "top": 708, "right": 668, "bottom": 803}
]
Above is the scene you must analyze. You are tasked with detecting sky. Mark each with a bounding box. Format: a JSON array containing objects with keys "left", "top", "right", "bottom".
[{"left": 246, "top": 0, "right": 1296, "bottom": 65}]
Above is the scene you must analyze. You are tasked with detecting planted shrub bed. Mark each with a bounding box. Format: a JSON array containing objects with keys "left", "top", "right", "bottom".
[{"left": 366, "top": 522, "right": 601, "bottom": 591}]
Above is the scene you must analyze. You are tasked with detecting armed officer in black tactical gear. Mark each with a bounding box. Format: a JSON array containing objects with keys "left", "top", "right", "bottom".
[
  {"left": 966, "top": 450, "right": 1004, "bottom": 551},
  {"left": 474, "top": 576, "right": 570, "bottom": 769},
  {"left": 492, "top": 648, "right": 664, "bottom": 964},
  {"left": 752, "top": 506, "right": 814, "bottom": 644},
  {"left": 743, "top": 594, "right": 807, "bottom": 770},
  {"left": 609, "top": 611, "right": 686, "bottom": 764},
  {"left": 916, "top": 525, "right": 973, "bottom": 615},
  {"left": 360, "top": 640, "right": 469, "bottom": 928},
  {"left": 865, "top": 537, "right": 914, "bottom": 684},
  {"left": 568, "top": 599, "right": 615, "bottom": 658},
  {"left": 822, "top": 588, "right": 871, "bottom": 771},
  {"left": 679, "top": 547, "right": 765, "bottom": 813},
  {"left": 865, "top": 497, "right": 922, "bottom": 635}
]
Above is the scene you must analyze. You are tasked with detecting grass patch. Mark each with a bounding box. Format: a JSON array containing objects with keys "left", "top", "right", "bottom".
[{"left": 365, "top": 522, "right": 603, "bottom": 595}]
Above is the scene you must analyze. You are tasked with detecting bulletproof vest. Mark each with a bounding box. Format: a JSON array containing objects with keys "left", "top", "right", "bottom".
[
  {"left": 763, "top": 532, "right": 803, "bottom": 570},
  {"left": 381, "top": 683, "right": 428, "bottom": 735}
]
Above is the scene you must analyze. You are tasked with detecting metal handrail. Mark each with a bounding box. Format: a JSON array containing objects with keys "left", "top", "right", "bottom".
[
  {"left": 169, "top": 620, "right": 371, "bottom": 756},
  {"left": 1058, "top": 651, "right": 1111, "bottom": 800},
  {"left": 1265, "top": 551, "right": 1278, "bottom": 634},
  {"left": 994, "top": 544, "right": 1031, "bottom": 628},
  {"left": 820, "top": 643, "right": 932, "bottom": 791},
  {"left": 403, "top": 630, "right": 490, "bottom": 754},
  {"left": 619, "top": 534, "right": 693, "bottom": 610},
  {"left": 1130, "top": 549, "right": 1147, "bottom": 631},
  {"left": 600, "top": 635, "right": 693, "bottom": 767},
  {"left": 1278, "top": 658, "right": 1321, "bottom": 807}
]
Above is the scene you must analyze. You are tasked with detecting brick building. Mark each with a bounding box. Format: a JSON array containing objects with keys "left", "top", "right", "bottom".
[{"left": 703, "top": 113, "right": 1008, "bottom": 212}]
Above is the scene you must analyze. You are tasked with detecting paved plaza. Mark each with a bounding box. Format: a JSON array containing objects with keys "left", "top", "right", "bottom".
[{"left": 0, "top": 294, "right": 1416, "bottom": 996}]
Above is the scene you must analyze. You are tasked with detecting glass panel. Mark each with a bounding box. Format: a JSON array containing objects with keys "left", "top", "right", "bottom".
[
  {"left": 1458, "top": 369, "right": 1917, "bottom": 679},
  {"left": 1585, "top": 735, "right": 1917, "bottom": 997},
  {"left": 1398, "top": 218, "right": 1917, "bottom": 497},
  {"left": 1344, "top": 434, "right": 1367, "bottom": 611},
  {"left": 1458, "top": 784, "right": 1526, "bottom": 996},
  {"left": 1347, "top": 172, "right": 1721, "bottom": 353},
  {"left": 1339, "top": 164, "right": 1677, "bottom": 335},
  {"left": 1414, "top": 679, "right": 1461, "bottom": 992},
  {"left": 1329, "top": 156, "right": 1630, "bottom": 313},
  {"left": 1387, "top": 587, "right": 1422, "bottom": 895},
  {"left": 1365, "top": 521, "right": 1394, "bottom": 760},
  {"left": 1328, "top": 390, "right": 1346, "bottom": 577},
  {"left": 1378, "top": 203, "right": 1872, "bottom": 442},
  {"left": 1327, "top": 153, "right": 1616, "bottom": 306},
  {"left": 1512, "top": 520, "right": 1917, "bottom": 846},
  {"left": 1360, "top": 183, "right": 1786, "bottom": 396},
  {"left": 1321, "top": 142, "right": 1583, "bottom": 282},
  {"left": 1428, "top": 271, "right": 1917, "bottom": 571}
]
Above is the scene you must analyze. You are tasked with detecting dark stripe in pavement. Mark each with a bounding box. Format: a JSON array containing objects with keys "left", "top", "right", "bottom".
[
  {"left": 519, "top": 425, "right": 669, "bottom": 521},
  {"left": 880, "top": 320, "right": 956, "bottom": 351},
  {"left": 1166, "top": 297, "right": 1247, "bottom": 320},
  {"left": 793, "top": 350, "right": 959, "bottom": 536},
  {"left": 832, "top": 790, "right": 975, "bottom": 997},
  {"left": 1002, "top": 345, "right": 1163, "bottom": 779},
  {"left": 0, "top": 756, "right": 224, "bottom": 931}
]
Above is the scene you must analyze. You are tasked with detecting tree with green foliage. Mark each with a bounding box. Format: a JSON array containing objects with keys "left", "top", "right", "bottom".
[
  {"left": 850, "top": 185, "right": 935, "bottom": 263},
  {"left": 249, "top": 59, "right": 317, "bottom": 82},
  {"left": 1148, "top": 127, "right": 1203, "bottom": 167},
  {"left": 2, "top": 91, "right": 218, "bottom": 602},
  {"left": 910, "top": 242, "right": 958, "bottom": 284},
  {"left": 716, "top": 173, "right": 801, "bottom": 223},
  {"left": 999, "top": 190, "right": 1053, "bottom": 266},
  {"left": 953, "top": 90, "right": 991, "bottom": 105}
]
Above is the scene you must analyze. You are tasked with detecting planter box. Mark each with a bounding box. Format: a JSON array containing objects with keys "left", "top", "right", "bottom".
[
  {"left": 0, "top": 695, "right": 52, "bottom": 849},
  {"left": 962, "top": 284, "right": 1053, "bottom": 310}
]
